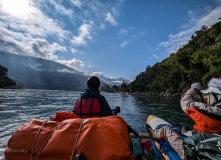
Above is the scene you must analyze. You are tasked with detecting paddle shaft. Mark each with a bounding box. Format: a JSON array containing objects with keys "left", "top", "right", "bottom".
[
  {"left": 152, "top": 140, "right": 171, "bottom": 160},
  {"left": 130, "top": 133, "right": 151, "bottom": 138}
]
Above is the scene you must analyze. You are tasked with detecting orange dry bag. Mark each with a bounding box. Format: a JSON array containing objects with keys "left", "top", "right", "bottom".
[{"left": 5, "top": 116, "right": 135, "bottom": 160}]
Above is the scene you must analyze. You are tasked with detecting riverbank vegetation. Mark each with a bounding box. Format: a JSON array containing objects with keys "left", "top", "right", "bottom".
[
  {"left": 101, "top": 19, "right": 221, "bottom": 95},
  {"left": 0, "top": 65, "right": 16, "bottom": 88}
]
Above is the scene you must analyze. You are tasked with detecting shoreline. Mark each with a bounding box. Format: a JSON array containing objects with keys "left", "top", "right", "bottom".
[{"left": 127, "top": 91, "right": 181, "bottom": 97}]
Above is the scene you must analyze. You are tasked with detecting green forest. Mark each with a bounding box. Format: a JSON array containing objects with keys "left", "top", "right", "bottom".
[
  {"left": 101, "top": 19, "right": 221, "bottom": 95},
  {"left": 0, "top": 65, "right": 16, "bottom": 88}
]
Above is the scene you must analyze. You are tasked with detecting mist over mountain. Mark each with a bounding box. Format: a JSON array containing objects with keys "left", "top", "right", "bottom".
[{"left": 0, "top": 52, "right": 129, "bottom": 90}]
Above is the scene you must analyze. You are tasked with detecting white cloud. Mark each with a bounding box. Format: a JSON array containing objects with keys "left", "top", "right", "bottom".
[
  {"left": 100, "top": 23, "right": 105, "bottom": 30},
  {"left": 112, "top": 81, "right": 123, "bottom": 84},
  {"left": 56, "top": 58, "right": 84, "bottom": 69},
  {"left": 88, "top": 64, "right": 99, "bottom": 68},
  {"left": 152, "top": 54, "right": 159, "bottom": 58},
  {"left": 48, "top": 0, "right": 73, "bottom": 16},
  {"left": 57, "top": 68, "right": 75, "bottom": 73},
  {"left": 71, "top": 22, "right": 94, "bottom": 46},
  {"left": 0, "top": 1, "right": 70, "bottom": 39},
  {"left": 0, "top": 25, "right": 66, "bottom": 60},
  {"left": 0, "top": 0, "right": 33, "bottom": 20},
  {"left": 84, "top": 72, "right": 103, "bottom": 77},
  {"left": 121, "top": 41, "right": 128, "bottom": 48},
  {"left": 20, "top": 24, "right": 45, "bottom": 36},
  {"left": 140, "top": 32, "right": 145, "bottom": 36},
  {"left": 32, "top": 39, "right": 66, "bottom": 60},
  {"left": 119, "top": 27, "right": 134, "bottom": 36},
  {"left": 70, "top": 0, "right": 82, "bottom": 8},
  {"left": 71, "top": 48, "right": 78, "bottom": 54},
  {"left": 159, "top": 5, "right": 221, "bottom": 54},
  {"left": 105, "top": 12, "right": 117, "bottom": 26},
  {"left": 119, "top": 29, "right": 128, "bottom": 36}
]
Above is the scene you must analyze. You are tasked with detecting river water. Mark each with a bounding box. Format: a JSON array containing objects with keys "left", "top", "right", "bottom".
[{"left": 0, "top": 89, "right": 194, "bottom": 159}]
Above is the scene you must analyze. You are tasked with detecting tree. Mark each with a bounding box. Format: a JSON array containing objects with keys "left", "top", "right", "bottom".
[{"left": 0, "top": 65, "right": 16, "bottom": 88}]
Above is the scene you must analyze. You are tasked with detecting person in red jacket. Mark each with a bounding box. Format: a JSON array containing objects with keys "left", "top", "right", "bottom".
[{"left": 73, "top": 76, "right": 120, "bottom": 118}]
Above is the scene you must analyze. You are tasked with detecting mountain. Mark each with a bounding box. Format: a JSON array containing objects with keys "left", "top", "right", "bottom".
[
  {"left": 0, "top": 52, "right": 129, "bottom": 90},
  {"left": 99, "top": 76, "right": 130, "bottom": 86}
]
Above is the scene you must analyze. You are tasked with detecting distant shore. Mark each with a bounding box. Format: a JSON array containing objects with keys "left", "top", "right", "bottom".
[
  {"left": 0, "top": 88, "right": 182, "bottom": 97},
  {"left": 0, "top": 88, "right": 80, "bottom": 92}
]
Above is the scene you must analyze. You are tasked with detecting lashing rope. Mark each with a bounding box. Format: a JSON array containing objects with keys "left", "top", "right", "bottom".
[
  {"left": 35, "top": 123, "right": 60, "bottom": 160},
  {"left": 70, "top": 119, "right": 85, "bottom": 160},
  {"left": 30, "top": 120, "right": 48, "bottom": 160}
]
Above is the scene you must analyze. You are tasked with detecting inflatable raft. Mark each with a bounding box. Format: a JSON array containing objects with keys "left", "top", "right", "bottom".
[
  {"left": 4, "top": 112, "right": 151, "bottom": 160},
  {"left": 146, "top": 115, "right": 182, "bottom": 160}
]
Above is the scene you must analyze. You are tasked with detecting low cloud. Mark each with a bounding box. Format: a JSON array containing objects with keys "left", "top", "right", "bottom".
[
  {"left": 0, "top": 25, "right": 66, "bottom": 60},
  {"left": 57, "top": 68, "right": 75, "bottom": 73},
  {"left": 56, "top": 58, "right": 85, "bottom": 69},
  {"left": 105, "top": 12, "right": 117, "bottom": 26},
  {"left": 32, "top": 39, "right": 66, "bottom": 60},
  {"left": 159, "top": 5, "right": 221, "bottom": 54},
  {"left": 84, "top": 72, "right": 103, "bottom": 77},
  {"left": 0, "top": 0, "right": 70, "bottom": 61}
]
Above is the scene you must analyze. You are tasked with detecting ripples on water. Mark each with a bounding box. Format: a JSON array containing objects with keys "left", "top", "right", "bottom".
[{"left": 0, "top": 89, "right": 194, "bottom": 159}]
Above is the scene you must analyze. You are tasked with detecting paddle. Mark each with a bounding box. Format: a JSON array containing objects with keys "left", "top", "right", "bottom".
[
  {"left": 130, "top": 128, "right": 170, "bottom": 160},
  {"left": 130, "top": 133, "right": 151, "bottom": 138},
  {"left": 145, "top": 124, "right": 171, "bottom": 160},
  {"left": 112, "top": 106, "right": 121, "bottom": 115}
]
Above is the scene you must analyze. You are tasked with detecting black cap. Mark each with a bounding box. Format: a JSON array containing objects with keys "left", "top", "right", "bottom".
[{"left": 87, "top": 76, "right": 100, "bottom": 88}]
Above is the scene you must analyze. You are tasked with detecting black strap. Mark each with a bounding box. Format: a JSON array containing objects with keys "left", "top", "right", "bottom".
[
  {"left": 80, "top": 98, "right": 83, "bottom": 118},
  {"left": 135, "top": 153, "right": 143, "bottom": 160},
  {"left": 198, "top": 91, "right": 205, "bottom": 103},
  {"left": 193, "top": 105, "right": 221, "bottom": 121},
  {"left": 212, "top": 93, "right": 220, "bottom": 105},
  {"left": 89, "top": 97, "right": 95, "bottom": 117},
  {"left": 76, "top": 112, "right": 102, "bottom": 116},
  {"left": 96, "top": 96, "right": 103, "bottom": 116},
  {"left": 127, "top": 126, "right": 139, "bottom": 138}
]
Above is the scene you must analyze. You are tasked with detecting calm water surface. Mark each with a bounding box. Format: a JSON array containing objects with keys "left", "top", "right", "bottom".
[{"left": 0, "top": 89, "right": 194, "bottom": 159}]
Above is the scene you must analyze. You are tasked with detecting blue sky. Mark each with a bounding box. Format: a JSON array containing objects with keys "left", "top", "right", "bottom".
[{"left": 0, "top": 0, "right": 221, "bottom": 80}]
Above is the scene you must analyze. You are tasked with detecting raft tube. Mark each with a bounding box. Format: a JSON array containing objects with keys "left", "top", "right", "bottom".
[{"left": 146, "top": 115, "right": 181, "bottom": 160}]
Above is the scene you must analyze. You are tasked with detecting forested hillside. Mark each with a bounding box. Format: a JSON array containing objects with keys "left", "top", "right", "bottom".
[
  {"left": 127, "top": 19, "right": 221, "bottom": 94},
  {"left": 0, "top": 65, "right": 16, "bottom": 88}
]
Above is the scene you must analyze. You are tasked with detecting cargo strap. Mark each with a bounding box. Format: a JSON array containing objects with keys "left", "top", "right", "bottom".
[
  {"left": 30, "top": 120, "right": 47, "bottom": 160},
  {"left": 30, "top": 120, "right": 60, "bottom": 160},
  {"left": 70, "top": 119, "right": 85, "bottom": 160},
  {"left": 36, "top": 123, "right": 60, "bottom": 160}
]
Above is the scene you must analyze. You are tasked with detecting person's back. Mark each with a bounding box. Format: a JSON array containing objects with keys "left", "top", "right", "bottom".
[{"left": 73, "top": 76, "right": 113, "bottom": 118}]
